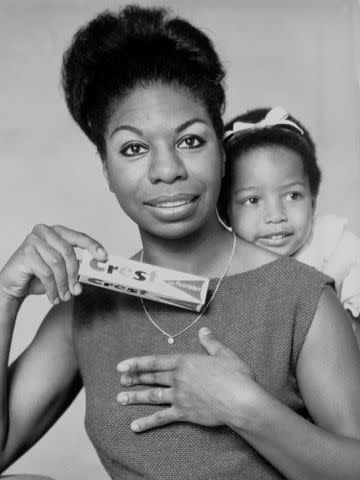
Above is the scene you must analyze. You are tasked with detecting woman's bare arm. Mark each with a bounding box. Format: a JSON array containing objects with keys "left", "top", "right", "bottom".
[
  {"left": 0, "top": 297, "right": 81, "bottom": 472},
  {"left": 230, "top": 285, "right": 360, "bottom": 479},
  {"left": 0, "top": 224, "right": 107, "bottom": 472}
]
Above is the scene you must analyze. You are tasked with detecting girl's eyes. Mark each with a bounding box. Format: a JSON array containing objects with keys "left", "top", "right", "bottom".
[
  {"left": 284, "top": 191, "right": 302, "bottom": 201},
  {"left": 120, "top": 143, "right": 149, "bottom": 157},
  {"left": 243, "top": 197, "right": 259, "bottom": 206},
  {"left": 176, "top": 135, "right": 205, "bottom": 150},
  {"left": 241, "top": 192, "right": 303, "bottom": 206}
]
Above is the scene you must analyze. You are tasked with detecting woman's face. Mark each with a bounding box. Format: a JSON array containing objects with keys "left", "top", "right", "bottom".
[{"left": 103, "top": 83, "right": 224, "bottom": 239}]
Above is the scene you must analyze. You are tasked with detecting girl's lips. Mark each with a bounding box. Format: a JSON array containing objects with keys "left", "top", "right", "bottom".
[
  {"left": 260, "top": 232, "right": 292, "bottom": 240},
  {"left": 257, "top": 232, "right": 293, "bottom": 247}
]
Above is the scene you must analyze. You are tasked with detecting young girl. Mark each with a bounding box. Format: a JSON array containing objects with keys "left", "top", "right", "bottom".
[{"left": 218, "top": 106, "right": 360, "bottom": 323}]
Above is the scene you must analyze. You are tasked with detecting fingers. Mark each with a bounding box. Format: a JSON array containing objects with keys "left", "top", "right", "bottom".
[
  {"left": 129, "top": 407, "right": 179, "bottom": 433},
  {"left": 117, "top": 387, "right": 173, "bottom": 406},
  {"left": 120, "top": 371, "right": 174, "bottom": 387},
  {"left": 198, "top": 327, "right": 238, "bottom": 360},
  {"left": 34, "top": 240, "right": 74, "bottom": 302},
  {"left": 33, "top": 225, "right": 84, "bottom": 297},
  {"left": 27, "top": 224, "right": 107, "bottom": 304},
  {"left": 52, "top": 225, "right": 107, "bottom": 260},
  {"left": 23, "top": 246, "right": 60, "bottom": 304},
  {"left": 117, "top": 355, "right": 180, "bottom": 374}
]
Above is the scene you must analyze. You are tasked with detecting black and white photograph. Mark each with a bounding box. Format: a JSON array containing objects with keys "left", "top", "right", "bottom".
[{"left": 1, "top": 1, "right": 360, "bottom": 479}]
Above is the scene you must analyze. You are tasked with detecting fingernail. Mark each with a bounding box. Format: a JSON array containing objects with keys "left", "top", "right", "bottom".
[
  {"left": 131, "top": 422, "right": 140, "bottom": 432},
  {"left": 63, "top": 291, "right": 71, "bottom": 302},
  {"left": 200, "top": 327, "right": 211, "bottom": 335},
  {"left": 73, "top": 283, "right": 82, "bottom": 295},
  {"left": 97, "top": 246, "right": 107, "bottom": 257},
  {"left": 121, "top": 375, "right": 132, "bottom": 386},
  {"left": 117, "top": 362, "right": 130, "bottom": 373},
  {"left": 117, "top": 393, "right": 128, "bottom": 404}
]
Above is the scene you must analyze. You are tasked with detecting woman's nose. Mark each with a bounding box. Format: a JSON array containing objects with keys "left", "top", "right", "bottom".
[
  {"left": 264, "top": 200, "right": 287, "bottom": 224},
  {"left": 148, "top": 147, "right": 187, "bottom": 184}
]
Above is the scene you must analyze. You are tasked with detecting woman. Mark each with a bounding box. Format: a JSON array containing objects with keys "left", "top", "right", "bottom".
[{"left": 0, "top": 5, "right": 360, "bottom": 479}]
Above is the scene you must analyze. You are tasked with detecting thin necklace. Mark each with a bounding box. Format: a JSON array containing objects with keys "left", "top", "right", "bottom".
[{"left": 139, "top": 232, "right": 237, "bottom": 345}]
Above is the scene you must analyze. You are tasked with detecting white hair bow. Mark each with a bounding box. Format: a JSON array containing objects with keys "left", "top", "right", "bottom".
[{"left": 223, "top": 106, "right": 304, "bottom": 140}]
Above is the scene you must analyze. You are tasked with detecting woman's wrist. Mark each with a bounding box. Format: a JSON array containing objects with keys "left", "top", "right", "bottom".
[
  {"left": 220, "top": 374, "right": 269, "bottom": 433},
  {"left": 0, "top": 284, "right": 23, "bottom": 323}
]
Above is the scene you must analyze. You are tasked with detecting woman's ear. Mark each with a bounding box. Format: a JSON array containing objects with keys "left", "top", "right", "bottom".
[
  {"left": 216, "top": 207, "right": 232, "bottom": 232},
  {"left": 220, "top": 144, "right": 226, "bottom": 178},
  {"left": 311, "top": 196, "right": 317, "bottom": 212},
  {"left": 102, "top": 162, "right": 114, "bottom": 193}
]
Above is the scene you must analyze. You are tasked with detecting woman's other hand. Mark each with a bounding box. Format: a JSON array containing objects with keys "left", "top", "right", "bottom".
[
  {"left": 0, "top": 224, "right": 107, "bottom": 305},
  {"left": 116, "top": 327, "right": 257, "bottom": 432}
]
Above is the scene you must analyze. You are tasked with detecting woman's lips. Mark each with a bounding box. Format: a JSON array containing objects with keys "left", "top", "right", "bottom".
[
  {"left": 145, "top": 193, "right": 200, "bottom": 221},
  {"left": 146, "top": 193, "right": 197, "bottom": 206}
]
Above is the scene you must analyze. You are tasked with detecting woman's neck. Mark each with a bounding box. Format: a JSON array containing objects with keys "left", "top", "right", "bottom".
[{"left": 138, "top": 219, "right": 235, "bottom": 278}]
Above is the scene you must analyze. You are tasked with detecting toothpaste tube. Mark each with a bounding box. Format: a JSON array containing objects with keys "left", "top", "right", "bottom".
[{"left": 78, "top": 251, "right": 209, "bottom": 312}]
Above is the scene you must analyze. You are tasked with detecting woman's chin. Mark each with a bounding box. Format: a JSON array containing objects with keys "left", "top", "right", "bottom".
[{"left": 140, "top": 215, "right": 211, "bottom": 241}]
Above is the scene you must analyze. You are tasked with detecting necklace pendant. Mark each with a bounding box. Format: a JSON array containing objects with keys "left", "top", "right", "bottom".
[{"left": 140, "top": 232, "right": 236, "bottom": 345}]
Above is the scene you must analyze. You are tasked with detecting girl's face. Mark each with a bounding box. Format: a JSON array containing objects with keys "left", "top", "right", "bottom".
[
  {"left": 227, "top": 145, "right": 315, "bottom": 256},
  {"left": 103, "top": 83, "right": 224, "bottom": 240}
]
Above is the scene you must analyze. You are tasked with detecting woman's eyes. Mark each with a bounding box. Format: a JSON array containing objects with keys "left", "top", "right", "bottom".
[
  {"left": 119, "top": 135, "right": 205, "bottom": 157},
  {"left": 176, "top": 135, "right": 205, "bottom": 150},
  {"left": 120, "top": 143, "right": 149, "bottom": 157}
]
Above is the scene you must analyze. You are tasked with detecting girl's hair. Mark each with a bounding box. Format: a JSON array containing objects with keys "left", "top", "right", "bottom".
[
  {"left": 61, "top": 5, "right": 226, "bottom": 157},
  {"left": 218, "top": 107, "right": 321, "bottom": 226}
]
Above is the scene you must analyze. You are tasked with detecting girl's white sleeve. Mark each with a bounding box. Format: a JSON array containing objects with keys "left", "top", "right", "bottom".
[
  {"left": 296, "top": 214, "right": 360, "bottom": 318},
  {"left": 326, "top": 228, "right": 360, "bottom": 318},
  {"left": 335, "top": 230, "right": 360, "bottom": 318}
]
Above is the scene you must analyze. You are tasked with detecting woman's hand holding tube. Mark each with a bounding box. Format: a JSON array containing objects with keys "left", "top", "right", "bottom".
[
  {"left": 116, "top": 327, "right": 258, "bottom": 432},
  {"left": 0, "top": 224, "right": 107, "bottom": 305}
]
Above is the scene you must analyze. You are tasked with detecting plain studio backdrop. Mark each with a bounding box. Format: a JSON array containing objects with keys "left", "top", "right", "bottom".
[{"left": 1, "top": 0, "right": 360, "bottom": 478}]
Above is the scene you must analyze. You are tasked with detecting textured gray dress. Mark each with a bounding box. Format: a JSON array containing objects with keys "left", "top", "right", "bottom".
[{"left": 73, "top": 256, "right": 333, "bottom": 479}]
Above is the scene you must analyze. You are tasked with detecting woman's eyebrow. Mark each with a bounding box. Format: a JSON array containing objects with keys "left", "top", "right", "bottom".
[
  {"left": 175, "top": 118, "right": 208, "bottom": 133},
  {"left": 110, "top": 125, "right": 143, "bottom": 139},
  {"left": 110, "top": 118, "right": 208, "bottom": 139}
]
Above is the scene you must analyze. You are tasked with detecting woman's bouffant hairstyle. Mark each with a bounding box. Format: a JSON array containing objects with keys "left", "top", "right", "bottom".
[
  {"left": 218, "top": 107, "right": 321, "bottom": 226},
  {"left": 61, "top": 5, "right": 226, "bottom": 157}
]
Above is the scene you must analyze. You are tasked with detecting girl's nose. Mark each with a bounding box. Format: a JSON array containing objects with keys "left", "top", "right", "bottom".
[
  {"left": 148, "top": 147, "right": 187, "bottom": 184},
  {"left": 264, "top": 200, "right": 287, "bottom": 224}
]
